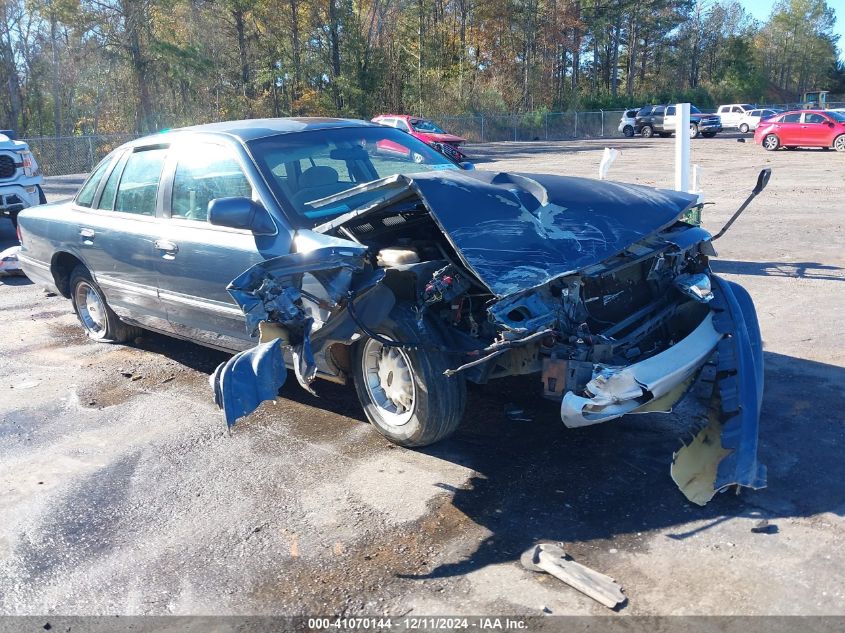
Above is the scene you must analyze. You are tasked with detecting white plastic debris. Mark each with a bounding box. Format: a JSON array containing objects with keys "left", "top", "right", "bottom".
[
  {"left": 0, "top": 245, "right": 23, "bottom": 275},
  {"left": 598, "top": 148, "right": 619, "bottom": 180}
]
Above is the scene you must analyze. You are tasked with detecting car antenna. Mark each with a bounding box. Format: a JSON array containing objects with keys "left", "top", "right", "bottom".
[{"left": 711, "top": 168, "right": 771, "bottom": 241}]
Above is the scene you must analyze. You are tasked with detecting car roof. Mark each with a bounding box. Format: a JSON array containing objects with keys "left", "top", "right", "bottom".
[
  {"left": 127, "top": 117, "right": 379, "bottom": 146},
  {"left": 374, "top": 114, "right": 414, "bottom": 120}
]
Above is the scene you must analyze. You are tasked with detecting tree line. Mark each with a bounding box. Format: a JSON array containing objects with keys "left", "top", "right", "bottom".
[{"left": 0, "top": 0, "right": 841, "bottom": 136}]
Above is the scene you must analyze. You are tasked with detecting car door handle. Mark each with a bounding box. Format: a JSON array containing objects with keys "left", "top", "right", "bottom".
[
  {"left": 79, "top": 227, "right": 96, "bottom": 245},
  {"left": 154, "top": 240, "right": 179, "bottom": 256}
]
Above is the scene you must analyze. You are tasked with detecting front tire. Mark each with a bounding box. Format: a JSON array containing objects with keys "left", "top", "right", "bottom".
[
  {"left": 70, "top": 265, "right": 138, "bottom": 343},
  {"left": 353, "top": 305, "right": 466, "bottom": 447},
  {"left": 762, "top": 134, "right": 780, "bottom": 151},
  {"left": 641, "top": 125, "right": 654, "bottom": 138},
  {"left": 834, "top": 134, "right": 845, "bottom": 152}
]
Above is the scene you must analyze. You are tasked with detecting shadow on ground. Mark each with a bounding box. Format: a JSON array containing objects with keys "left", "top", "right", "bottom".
[
  {"left": 405, "top": 350, "right": 844, "bottom": 578},
  {"left": 130, "top": 321, "right": 845, "bottom": 581},
  {"left": 712, "top": 259, "right": 844, "bottom": 282}
]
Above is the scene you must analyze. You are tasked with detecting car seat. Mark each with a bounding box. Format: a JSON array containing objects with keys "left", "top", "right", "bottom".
[{"left": 291, "top": 165, "right": 350, "bottom": 208}]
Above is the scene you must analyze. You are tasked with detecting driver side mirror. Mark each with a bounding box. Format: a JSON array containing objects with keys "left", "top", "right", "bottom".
[{"left": 208, "top": 197, "right": 276, "bottom": 235}]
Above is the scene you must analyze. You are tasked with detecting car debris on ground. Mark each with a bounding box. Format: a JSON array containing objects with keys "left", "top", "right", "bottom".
[
  {"left": 0, "top": 245, "right": 23, "bottom": 276},
  {"left": 520, "top": 543, "right": 627, "bottom": 609}
]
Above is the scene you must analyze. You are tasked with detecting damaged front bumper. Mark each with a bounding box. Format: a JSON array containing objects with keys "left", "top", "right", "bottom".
[
  {"left": 561, "top": 311, "right": 722, "bottom": 427},
  {"left": 560, "top": 274, "right": 765, "bottom": 505}
]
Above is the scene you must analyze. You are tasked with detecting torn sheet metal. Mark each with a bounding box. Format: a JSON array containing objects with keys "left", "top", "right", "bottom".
[
  {"left": 211, "top": 339, "right": 288, "bottom": 429},
  {"left": 409, "top": 171, "right": 698, "bottom": 297},
  {"left": 672, "top": 276, "right": 766, "bottom": 504},
  {"left": 560, "top": 312, "right": 723, "bottom": 427},
  {"left": 211, "top": 246, "right": 393, "bottom": 428},
  {"left": 318, "top": 170, "right": 697, "bottom": 298}
]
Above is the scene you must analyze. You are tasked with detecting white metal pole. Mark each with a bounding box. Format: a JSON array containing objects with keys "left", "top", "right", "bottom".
[{"left": 675, "top": 102, "right": 690, "bottom": 192}]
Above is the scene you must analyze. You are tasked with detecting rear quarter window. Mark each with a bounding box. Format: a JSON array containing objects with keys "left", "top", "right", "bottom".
[{"left": 75, "top": 157, "right": 113, "bottom": 207}]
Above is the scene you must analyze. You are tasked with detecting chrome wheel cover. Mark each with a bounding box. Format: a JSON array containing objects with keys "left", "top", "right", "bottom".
[
  {"left": 75, "top": 281, "right": 107, "bottom": 337},
  {"left": 361, "top": 338, "right": 416, "bottom": 427}
]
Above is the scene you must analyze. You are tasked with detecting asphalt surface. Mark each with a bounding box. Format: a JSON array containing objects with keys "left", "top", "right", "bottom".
[{"left": 0, "top": 137, "right": 843, "bottom": 616}]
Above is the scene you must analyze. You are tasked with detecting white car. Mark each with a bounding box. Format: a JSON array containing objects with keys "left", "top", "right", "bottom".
[
  {"left": 0, "top": 131, "right": 44, "bottom": 228},
  {"left": 736, "top": 108, "right": 782, "bottom": 133},
  {"left": 716, "top": 104, "right": 757, "bottom": 129},
  {"left": 618, "top": 108, "right": 640, "bottom": 137}
]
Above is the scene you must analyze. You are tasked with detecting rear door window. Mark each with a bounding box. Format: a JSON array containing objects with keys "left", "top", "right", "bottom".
[
  {"left": 653, "top": 106, "right": 666, "bottom": 116},
  {"left": 114, "top": 148, "right": 168, "bottom": 216},
  {"left": 171, "top": 144, "right": 253, "bottom": 221},
  {"left": 782, "top": 113, "right": 801, "bottom": 123}
]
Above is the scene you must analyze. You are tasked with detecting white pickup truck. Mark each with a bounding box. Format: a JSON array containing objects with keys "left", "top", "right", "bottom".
[
  {"left": 0, "top": 131, "right": 45, "bottom": 228},
  {"left": 716, "top": 104, "right": 757, "bottom": 129}
]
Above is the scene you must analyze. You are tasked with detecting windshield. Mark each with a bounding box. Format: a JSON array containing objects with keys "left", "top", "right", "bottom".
[
  {"left": 249, "top": 127, "right": 459, "bottom": 227},
  {"left": 828, "top": 111, "right": 845, "bottom": 122},
  {"left": 410, "top": 119, "right": 446, "bottom": 134},
  {"left": 690, "top": 105, "right": 702, "bottom": 114}
]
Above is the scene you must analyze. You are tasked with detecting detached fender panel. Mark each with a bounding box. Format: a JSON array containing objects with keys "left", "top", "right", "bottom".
[
  {"left": 671, "top": 276, "right": 766, "bottom": 505},
  {"left": 711, "top": 276, "right": 766, "bottom": 490}
]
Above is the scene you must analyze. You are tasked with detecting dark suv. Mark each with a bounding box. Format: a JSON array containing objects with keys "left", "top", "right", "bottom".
[{"left": 635, "top": 105, "right": 722, "bottom": 139}]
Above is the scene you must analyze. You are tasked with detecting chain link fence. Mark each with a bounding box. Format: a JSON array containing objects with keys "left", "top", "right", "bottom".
[
  {"left": 21, "top": 134, "right": 138, "bottom": 177},
  {"left": 439, "top": 111, "right": 627, "bottom": 143},
  {"left": 21, "top": 101, "right": 845, "bottom": 176}
]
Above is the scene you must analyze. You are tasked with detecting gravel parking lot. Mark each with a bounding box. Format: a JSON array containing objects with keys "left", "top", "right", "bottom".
[{"left": 1, "top": 136, "right": 843, "bottom": 616}]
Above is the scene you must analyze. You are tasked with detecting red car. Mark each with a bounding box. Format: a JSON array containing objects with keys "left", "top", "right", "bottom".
[
  {"left": 371, "top": 114, "right": 468, "bottom": 162},
  {"left": 754, "top": 109, "right": 845, "bottom": 151}
]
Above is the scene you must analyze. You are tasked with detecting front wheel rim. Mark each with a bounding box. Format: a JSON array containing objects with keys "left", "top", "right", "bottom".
[
  {"left": 835, "top": 137, "right": 845, "bottom": 151},
  {"left": 361, "top": 338, "right": 416, "bottom": 427},
  {"left": 75, "top": 282, "right": 107, "bottom": 336}
]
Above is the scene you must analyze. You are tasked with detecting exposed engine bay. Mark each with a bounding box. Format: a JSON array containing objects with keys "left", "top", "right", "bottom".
[{"left": 211, "top": 169, "right": 767, "bottom": 507}]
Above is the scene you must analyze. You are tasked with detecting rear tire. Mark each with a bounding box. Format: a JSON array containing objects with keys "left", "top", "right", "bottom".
[
  {"left": 69, "top": 265, "right": 139, "bottom": 343},
  {"left": 641, "top": 125, "right": 654, "bottom": 138},
  {"left": 834, "top": 135, "right": 845, "bottom": 152},
  {"left": 37, "top": 185, "right": 47, "bottom": 205},
  {"left": 353, "top": 304, "right": 466, "bottom": 447},
  {"left": 739, "top": 123, "right": 750, "bottom": 134},
  {"left": 762, "top": 134, "right": 780, "bottom": 151},
  {"left": 689, "top": 123, "right": 700, "bottom": 139},
  {"left": 623, "top": 126, "right": 634, "bottom": 138}
]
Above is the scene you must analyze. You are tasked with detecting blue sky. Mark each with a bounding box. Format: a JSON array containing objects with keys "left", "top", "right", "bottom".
[{"left": 737, "top": 0, "right": 845, "bottom": 60}]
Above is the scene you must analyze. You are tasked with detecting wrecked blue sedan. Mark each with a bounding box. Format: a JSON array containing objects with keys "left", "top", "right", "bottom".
[{"left": 17, "top": 118, "right": 766, "bottom": 506}]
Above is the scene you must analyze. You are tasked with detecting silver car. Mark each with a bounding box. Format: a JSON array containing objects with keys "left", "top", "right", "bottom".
[{"left": 17, "top": 118, "right": 767, "bottom": 505}]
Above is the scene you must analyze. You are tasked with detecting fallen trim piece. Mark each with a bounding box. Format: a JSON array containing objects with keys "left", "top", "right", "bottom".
[{"left": 520, "top": 543, "right": 626, "bottom": 609}]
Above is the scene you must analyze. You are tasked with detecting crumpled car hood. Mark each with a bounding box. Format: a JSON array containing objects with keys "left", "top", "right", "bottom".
[{"left": 321, "top": 170, "right": 698, "bottom": 297}]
